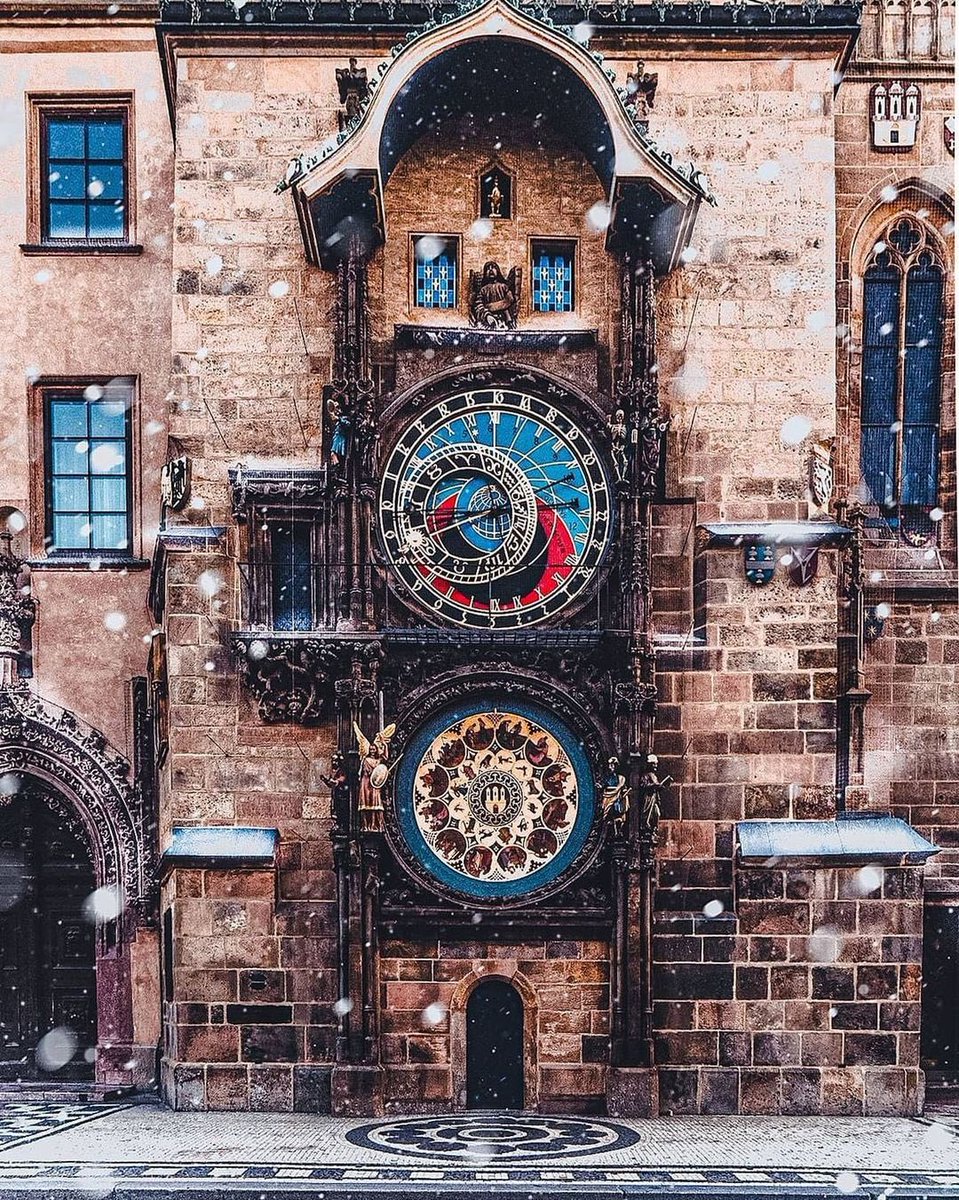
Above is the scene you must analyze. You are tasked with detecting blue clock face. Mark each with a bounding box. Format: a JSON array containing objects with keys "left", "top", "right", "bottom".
[
  {"left": 395, "top": 699, "right": 596, "bottom": 900},
  {"left": 378, "top": 389, "right": 612, "bottom": 628}
]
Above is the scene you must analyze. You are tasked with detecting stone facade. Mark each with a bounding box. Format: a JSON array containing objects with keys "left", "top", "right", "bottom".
[{"left": 0, "top": 0, "right": 954, "bottom": 1115}]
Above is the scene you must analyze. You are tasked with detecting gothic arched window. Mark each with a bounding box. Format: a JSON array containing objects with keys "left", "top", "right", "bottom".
[{"left": 860, "top": 216, "right": 945, "bottom": 544}]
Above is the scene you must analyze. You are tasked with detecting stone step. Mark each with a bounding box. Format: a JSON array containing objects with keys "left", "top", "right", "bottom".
[{"left": 0, "top": 1080, "right": 140, "bottom": 1103}]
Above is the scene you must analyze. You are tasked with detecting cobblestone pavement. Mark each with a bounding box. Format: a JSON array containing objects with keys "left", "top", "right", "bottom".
[{"left": 0, "top": 1101, "right": 956, "bottom": 1196}]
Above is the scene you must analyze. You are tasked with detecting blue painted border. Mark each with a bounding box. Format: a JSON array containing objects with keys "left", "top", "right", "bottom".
[{"left": 395, "top": 696, "right": 596, "bottom": 900}]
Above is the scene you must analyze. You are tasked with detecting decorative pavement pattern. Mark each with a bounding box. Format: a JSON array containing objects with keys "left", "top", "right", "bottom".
[{"left": 0, "top": 1103, "right": 956, "bottom": 1195}]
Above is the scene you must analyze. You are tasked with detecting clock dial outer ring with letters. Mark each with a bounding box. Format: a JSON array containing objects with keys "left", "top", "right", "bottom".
[
  {"left": 378, "top": 388, "right": 613, "bottom": 629},
  {"left": 394, "top": 698, "right": 597, "bottom": 901}
]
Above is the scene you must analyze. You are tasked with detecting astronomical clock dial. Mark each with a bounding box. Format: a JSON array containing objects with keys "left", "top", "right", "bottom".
[
  {"left": 394, "top": 700, "right": 596, "bottom": 900},
  {"left": 378, "top": 389, "right": 612, "bottom": 629}
]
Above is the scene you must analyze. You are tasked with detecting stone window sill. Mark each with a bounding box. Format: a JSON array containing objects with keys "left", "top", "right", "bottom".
[
  {"left": 27, "top": 555, "right": 150, "bottom": 571},
  {"left": 20, "top": 242, "right": 144, "bottom": 257}
]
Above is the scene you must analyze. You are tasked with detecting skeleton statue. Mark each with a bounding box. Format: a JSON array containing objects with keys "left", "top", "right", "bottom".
[
  {"left": 353, "top": 720, "right": 396, "bottom": 832},
  {"left": 609, "top": 408, "right": 629, "bottom": 484},
  {"left": 469, "top": 261, "right": 520, "bottom": 330},
  {"left": 601, "top": 757, "right": 631, "bottom": 832},
  {"left": 626, "top": 60, "right": 658, "bottom": 129},
  {"left": 335, "top": 57, "right": 369, "bottom": 131}
]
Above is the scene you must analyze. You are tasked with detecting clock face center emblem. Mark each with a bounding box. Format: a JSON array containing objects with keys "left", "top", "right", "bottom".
[{"left": 467, "top": 770, "right": 524, "bottom": 825}]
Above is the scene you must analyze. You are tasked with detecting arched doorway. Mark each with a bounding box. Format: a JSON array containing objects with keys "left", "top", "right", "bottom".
[
  {"left": 466, "top": 978, "right": 524, "bottom": 1109},
  {"left": 0, "top": 779, "right": 97, "bottom": 1079}
]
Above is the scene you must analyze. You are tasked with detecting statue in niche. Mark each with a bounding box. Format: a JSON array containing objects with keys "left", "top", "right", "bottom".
[
  {"left": 608, "top": 408, "right": 629, "bottom": 484},
  {"left": 336, "top": 57, "right": 369, "bottom": 132},
  {"left": 626, "top": 60, "right": 658, "bottom": 129},
  {"left": 479, "top": 164, "right": 513, "bottom": 220},
  {"left": 601, "top": 757, "right": 631, "bottom": 832},
  {"left": 469, "top": 261, "right": 520, "bottom": 330}
]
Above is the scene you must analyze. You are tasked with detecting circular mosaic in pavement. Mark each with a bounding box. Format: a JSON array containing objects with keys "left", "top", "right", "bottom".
[{"left": 346, "top": 1114, "right": 640, "bottom": 1161}]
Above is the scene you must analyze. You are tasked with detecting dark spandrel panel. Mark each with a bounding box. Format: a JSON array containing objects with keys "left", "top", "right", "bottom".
[
  {"left": 47, "top": 120, "right": 85, "bottom": 160},
  {"left": 900, "top": 425, "right": 938, "bottom": 508},
  {"left": 48, "top": 164, "right": 86, "bottom": 199},
  {"left": 48, "top": 202, "right": 87, "bottom": 239},
  {"left": 87, "top": 120, "right": 124, "bottom": 161}
]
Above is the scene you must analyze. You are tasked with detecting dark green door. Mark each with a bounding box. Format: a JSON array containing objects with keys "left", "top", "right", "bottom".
[{"left": 922, "top": 903, "right": 959, "bottom": 1069}]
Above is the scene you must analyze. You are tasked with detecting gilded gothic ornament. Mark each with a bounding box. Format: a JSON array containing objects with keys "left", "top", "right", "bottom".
[{"left": 354, "top": 719, "right": 397, "bottom": 832}]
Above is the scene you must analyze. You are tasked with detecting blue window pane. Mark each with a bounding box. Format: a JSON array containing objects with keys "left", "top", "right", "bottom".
[
  {"left": 88, "top": 164, "right": 124, "bottom": 200},
  {"left": 48, "top": 120, "right": 85, "bottom": 159},
  {"left": 272, "top": 524, "right": 313, "bottom": 631},
  {"left": 49, "top": 164, "right": 86, "bottom": 199},
  {"left": 48, "top": 202, "right": 87, "bottom": 239},
  {"left": 90, "top": 401, "right": 127, "bottom": 437},
  {"left": 89, "top": 440, "right": 127, "bottom": 474},
  {"left": 50, "top": 401, "right": 88, "bottom": 438},
  {"left": 52, "top": 440, "right": 89, "bottom": 475},
  {"left": 861, "top": 426, "right": 896, "bottom": 509},
  {"left": 88, "top": 203, "right": 125, "bottom": 238},
  {"left": 52, "top": 513, "right": 90, "bottom": 550},
  {"left": 414, "top": 239, "right": 457, "bottom": 309},
  {"left": 53, "top": 477, "right": 89, "bottom": 512},
  {"left": 87, "top": 120, "right": 124, "bottom": 160},
  {"left": 903, "top": 259, "right": 944, "bottom": 427},
  {"left": 91, "top": 514, "right": 128, "bottom": 550},
  {"left": 901, "top": 425, "right": 938, "bottom": 508},
  {"left": 90, "top": 476, "right": 126, "bottom": 512},
  {"left": 532, "top": 246, "right": 574, "bottom": 313}
]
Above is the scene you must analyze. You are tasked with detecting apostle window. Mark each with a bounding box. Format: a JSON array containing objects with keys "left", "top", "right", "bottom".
[
  {"left": 27, "top": 97, "right": 133, "bottom": 248},
  {"left": 413, "top": 235, "right": 458, "bottom": 309},
  {"left": 43, "top": 381, "right": 133, "bottom": 555},
  {"left": 531, "top": 239, "right": 575, "bottom": 313},
  {"left": 860, "top": 216, "right": 945, "bottom": 543}
]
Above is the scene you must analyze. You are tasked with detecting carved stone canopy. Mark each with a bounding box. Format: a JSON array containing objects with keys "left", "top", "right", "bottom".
[
  {"left": 280, "top": 0, "right": 711, "bottom": 273},
  {"left": 229, "top": 465, "right": 329, "bottom": 521}
]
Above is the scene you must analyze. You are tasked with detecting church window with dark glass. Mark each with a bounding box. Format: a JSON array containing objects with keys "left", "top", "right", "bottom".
[
  {"left": 860, "top": 216, "right": 945, "bottom": 544},
  {"left": 270, "top": 522, "right": 314, "bottom": 631},
  {"left": 43, "top": 381, "right": 133, "bottom": 554},
  {"left": 531, "top": 239, "right": 575, "bottom": 313},
  {"left": 413, "top": 235, "right": 458, "bottom": 309}
]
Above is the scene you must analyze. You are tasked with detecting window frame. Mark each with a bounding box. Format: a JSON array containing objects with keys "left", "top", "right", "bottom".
[
  {"left": 24, "top": 93, "right": 138, "bottom": 254},
  {"left": 30, "top": 376, "right": 142, "bottom": 566},
  {"left": 410, "top": 233, "right": 461, "bottom": 313},
  {"left": 529, "top": 236, "right": 577, "bottom": 315},
  {"left": 857, "top": 215, "right": 947, "bottom": 543}
]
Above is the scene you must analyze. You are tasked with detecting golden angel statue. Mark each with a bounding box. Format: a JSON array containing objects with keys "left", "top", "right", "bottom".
[{"left": 353, "top": 720, "right": 396, "bottom": 832}]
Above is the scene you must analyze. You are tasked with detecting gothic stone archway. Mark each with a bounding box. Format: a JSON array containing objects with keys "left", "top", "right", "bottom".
[
  {"left": 0, "top": 687, "right": 157, "bottom": 1086},
  {"left": 451, "top": 967, "right": 539, "bottom": 1111}
]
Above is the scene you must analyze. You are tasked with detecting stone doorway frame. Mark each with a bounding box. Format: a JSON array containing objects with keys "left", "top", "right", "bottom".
[{"left": 450, "top": 965, "right": 538, "bottom": 1111}]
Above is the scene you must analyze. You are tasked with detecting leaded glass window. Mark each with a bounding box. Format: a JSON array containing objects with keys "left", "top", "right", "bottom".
[
  {"left": 45, "top": 384, "right": 132, "bottom": 554},
  {"left": 531, "top": 240, "right": 575, "bottom": 313},
  {"left": 414, "top": 236, "right": 458, "bottom": 309},
  {"left": 41, "top": 111, "right": 128, "bottom": 242},
  {"left": 271, "top": 523, "right": 314, "bottom": 631},
  {"left": 859, "top": 217, "right": 945, "bottom": 544}
]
